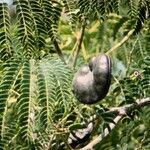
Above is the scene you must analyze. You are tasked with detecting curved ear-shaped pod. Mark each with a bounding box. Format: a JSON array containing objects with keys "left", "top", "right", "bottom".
[
  {"left": 72, "top": 66, "right": 98, "bottom": 104},
  {"left": 92, "top": 54, "right": 111, "bottom": 101},
  {"left": 72, "top": 54, "right": 111, "bottom": 104}
]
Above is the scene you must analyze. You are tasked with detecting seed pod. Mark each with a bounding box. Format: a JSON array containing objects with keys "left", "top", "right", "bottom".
[
  {"left": 72, "top": 54, "right": 111, "bottom": 104},
  {"left": 92, "top": 54, "right": 111, "bottom": 101},
  {"left": 72, "top": 66, "right": 98, "bottom": 104}
]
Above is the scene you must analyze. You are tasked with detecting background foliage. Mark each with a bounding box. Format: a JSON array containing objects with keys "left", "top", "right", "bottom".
[{"left": 0, "top": 0, "right": 150, "bottom": 149}]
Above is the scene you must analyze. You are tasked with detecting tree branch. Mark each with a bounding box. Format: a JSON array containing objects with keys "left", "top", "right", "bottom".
[
  {"left": 73, "top": 25, "right": 86, "bottom": 68},
  {"left": 106, "top": 29, "right": 135, "bottom": 55},
  {"left": 79, "top": 115, "right": 123, "bottom": 150},
  {"left": 109, "top": 97, "right": 150, "bottom": 115},
  {"left": 53, "top": 39, "right": 67, "bottom": 65},
  {"left": 79, "top": 97, "right": 150, "bottom": 150}
]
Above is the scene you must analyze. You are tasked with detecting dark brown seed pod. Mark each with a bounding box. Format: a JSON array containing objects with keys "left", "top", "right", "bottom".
[
  {"left": 72, "top": 54, "right": 111, "bottom": 104},
  {"left": 72, "top": 66, "right": 98, "bottom": 104},
  {"left": 92, "top": 54, "right": 111, "bottom": 101}
]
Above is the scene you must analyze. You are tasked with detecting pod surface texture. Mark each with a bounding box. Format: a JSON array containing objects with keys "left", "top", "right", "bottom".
[{"left": 72, "top": 54, "right": 111, "bottom": 104}]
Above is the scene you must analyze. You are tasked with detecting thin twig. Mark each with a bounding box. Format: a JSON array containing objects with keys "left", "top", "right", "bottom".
[
  {"left": 79, "top": 97, "right": 150, "bottom": 150},
  {"left": 106, "top": 29, "right": 135, "bottom": 55},
  {"left": 67, "top": 41, "right": 78, "bottom": 64},
  {"left": 53, "top": 39, "right": 67, "bottom": 65},
  {"left": 73, "top": 24, "right": 86, "bottom": 68},
  {"left": 126, "top": 37, "right": 138, "bottom": 74}
]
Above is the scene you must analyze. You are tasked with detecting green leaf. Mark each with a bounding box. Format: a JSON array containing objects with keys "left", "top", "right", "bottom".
[{"left": 69, "top": 123, "right": 86, "bottom": 131}]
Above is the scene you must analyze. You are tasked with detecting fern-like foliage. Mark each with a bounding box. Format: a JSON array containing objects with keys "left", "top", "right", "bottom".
[
  {"left": 62, "top": 0, "right": 120, "bottom": 28},
  {"left": 36, "top": 58, "right": 74, "bottom": 149},
  {"left": 123, "top": 0, "right": 150, "bottom": 32},
  {"left": 62, "top": 0, "right": 150, "bottom": 34},
  {"left": 0, "top": 0, "right": 149, "bottom": 60},
  {"left": 0, "top": 57, "right": 74, "bottom": 149},
  {"left": 0, "top": 59, "right": 22, "bottom": 148},
  {"left": 0, "top": 3, "right": 12, "bottom": 61},
  {"left": 0, "top": 0, "right": 62, "bottom": 59},
  {"left": 62, "top": 0, "right": 78, "bottom": 28},
  {"left": 141, "top": 56, "right": 150, "bottom": 97},
  {"left": 37, "top": 58, "right": 72, "bottom": 128},
  {"left": 28, "top": 1, "right": 47, "bottom": 49},
  {"left": 128, "top": 0, "right": 139, "bottom": 18},
  {"left": 17, "top": 60, "right": 33, "bottom": 142},
  {"left": 14, "top": 0, "right": 35, "bottom": 58},
  {"left": 113, "top": 54, "right": 150, "bottom": 106},
  {"left": 144, "top": 20, "right": 150, "bottom": 53},
  {"left": 41, "top": 0, "right": 62, "bottom": 41}
]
